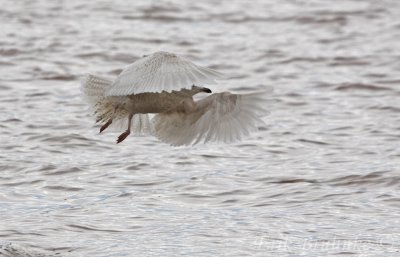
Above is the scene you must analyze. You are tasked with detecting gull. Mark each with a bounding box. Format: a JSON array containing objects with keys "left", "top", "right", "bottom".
[{"left": 81, "top": 51, "right": 269, "bottom": 146}]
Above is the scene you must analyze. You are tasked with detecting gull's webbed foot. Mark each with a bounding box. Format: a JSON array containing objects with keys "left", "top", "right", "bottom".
[{"left": 117, "top": 130, "right": 130, "bottom": 144}]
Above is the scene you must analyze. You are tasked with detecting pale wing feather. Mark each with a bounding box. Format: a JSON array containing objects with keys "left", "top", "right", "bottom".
[
  {"left": 105, "top": 51, "right": 224, "bottom": 96},
  {"left": 195, "top": 92, "right": 269, "bottom": 144},
  {"left": 153, "top": 91, "right": 270, "bottom": 146},
  {"left": 152, "top": 112, "right": 193, "bottom": 146}
]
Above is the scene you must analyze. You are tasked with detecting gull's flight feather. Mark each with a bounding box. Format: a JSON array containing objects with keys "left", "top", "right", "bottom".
[
  {"left": 153, "top": 91, "right": 270, "bottom": 146},
  {"left": 106, "top": 51, "right": 224, "bottom": 96}
]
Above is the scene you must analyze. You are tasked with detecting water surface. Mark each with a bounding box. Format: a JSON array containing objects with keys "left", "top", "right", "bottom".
[{"left": 1, "top": 0, "right": 400, "bottom": 256}]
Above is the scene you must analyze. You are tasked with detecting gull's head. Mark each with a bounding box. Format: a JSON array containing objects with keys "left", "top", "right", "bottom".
[{"left": 192, "top": 85, "right": 212, "bottom": 94}]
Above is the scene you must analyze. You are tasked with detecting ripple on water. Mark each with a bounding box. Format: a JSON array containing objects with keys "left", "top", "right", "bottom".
[
  {"left": 0, "top": 243, "right": 59, "bottom": 257},
  {"left": 43, "top": 167, "right": 83, "bottom": 176},
  {"left": 327, "top": 171, "right": 400, "bottom": 188},
  {"left": 335, "top": 83, "right": 392, "bottom": 91},
  {"left": 1, "top": 0, "right": 400, "bottom": 256}
]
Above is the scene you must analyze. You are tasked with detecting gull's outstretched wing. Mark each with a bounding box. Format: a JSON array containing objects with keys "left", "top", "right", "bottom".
[
  {"left": 106, "top": 51, "right": 224, "bottom": 96},
  {"left": 152, "top": 91, "right": 270, "bottom": 146}
]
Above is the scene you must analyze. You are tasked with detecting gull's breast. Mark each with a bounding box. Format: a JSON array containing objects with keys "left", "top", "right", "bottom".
[{"left": 126, "top": 92, "right": 185, "bottom": 114}]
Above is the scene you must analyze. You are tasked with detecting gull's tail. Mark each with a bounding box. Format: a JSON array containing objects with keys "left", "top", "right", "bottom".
[
  {"left": 81, "top": 73, "right": 113, "bottom": 103},
  {"left": 81, "top": 74, "right": 125, "bottom": 124}
]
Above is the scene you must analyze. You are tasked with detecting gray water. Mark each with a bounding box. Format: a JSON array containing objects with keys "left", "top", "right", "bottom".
[{"left": 1, "top": 0, "right": 400, "bottom": 256}]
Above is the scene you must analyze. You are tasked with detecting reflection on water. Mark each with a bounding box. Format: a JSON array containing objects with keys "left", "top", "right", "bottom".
[{"left": 1, "top": 0, "right": 400, "bottom": 256}]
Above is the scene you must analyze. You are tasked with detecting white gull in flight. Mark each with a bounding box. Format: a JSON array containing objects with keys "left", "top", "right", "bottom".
[{"left": 81, "top": 51, "right": 269, "bottom": 145}]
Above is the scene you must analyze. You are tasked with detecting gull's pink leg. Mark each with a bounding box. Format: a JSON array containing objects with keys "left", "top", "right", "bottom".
[{"left": 117, "top": 114, "right": 133, "bottom": 144}]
